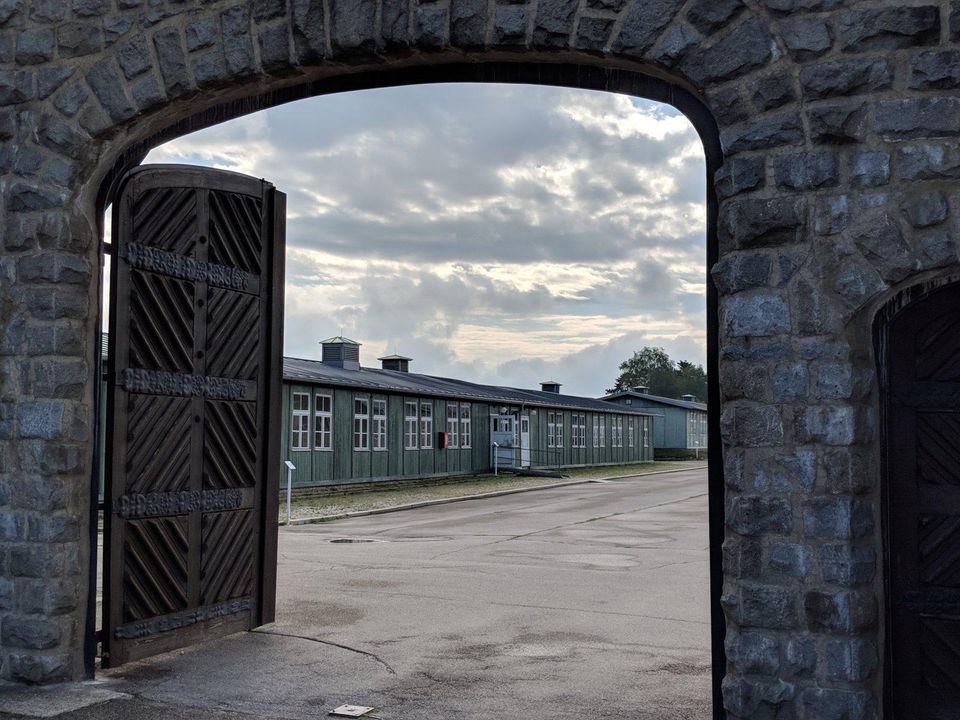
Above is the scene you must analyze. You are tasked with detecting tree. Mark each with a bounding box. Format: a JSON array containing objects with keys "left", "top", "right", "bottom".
[
  {"left": 607, "top": 347, "right": 707, "bottom": 400},
  {"left": 607, "top": 347, "right": 671, "bottom": 394}
]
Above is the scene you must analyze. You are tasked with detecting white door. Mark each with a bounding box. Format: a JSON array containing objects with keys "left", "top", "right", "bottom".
[
  {"left": 491, "top": 415, "right": 516, "bottom": 468},
  {"left": 520, "top": 416, "right": 530, "bottom": 467}
]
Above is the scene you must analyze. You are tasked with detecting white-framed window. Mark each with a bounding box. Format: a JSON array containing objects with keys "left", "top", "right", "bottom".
[
  {"left": 404, "top": 401, "right": 418, "bottom": 450},
  {"left": 628, "top": 417, "right": 635, "bottom": 448},
  {"left": 446, "top": 404, "right": 459, "bottom": 448},
  {"left": 460, "top": 403, "right": 472, "bottom": 448},
  {"left": 613, "top": 416, "right": 624, "bottom": 447},
  {"left": 372, "top": 397, "right": 387, "bottom": 451},
  {"left": 592, "top": 416, "right": 600, "bottom": 448},
  {"left": 572, "top": 413, "right": 586, "bottom": 448},
  {"left": 643, "top": 417, "right": 650, "bottom": 448},
  {"left": 291, "top": 392, "right": 310, "bottom": 451},
  {"left": 353, "top": 396, "right": 369, "bottom": 451},
  {"left": 314, "top": 393, "right": 332, "bottom": 450},
  {"left": 599, "top": 416, "right": 606, "bottom": 448},
  {"left": 420, "top": 401, "right": 433, "bottom": 449},
  {"left": 548, "top": 411, "right": 558, "bottom": 448}
]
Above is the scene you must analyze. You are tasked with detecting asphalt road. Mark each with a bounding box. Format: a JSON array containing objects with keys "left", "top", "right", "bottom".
[{"left": 3, "top": 467, "right": 712, "bottom": 720}]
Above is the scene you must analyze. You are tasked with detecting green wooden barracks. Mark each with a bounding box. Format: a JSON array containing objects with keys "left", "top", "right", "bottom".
[{"left": 279, "top": 336, "right": 659, "bottom": 488}]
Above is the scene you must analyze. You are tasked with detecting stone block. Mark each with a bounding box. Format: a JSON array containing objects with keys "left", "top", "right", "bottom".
[
  {"left": 102, "top": 14, "right": 133, "bottom": 44},
  {"left": 253, "top": 0, "right": 285, "bottom": 21},
  {"left": 916, "top": 230, "right": 960, "bottom": 271},
  {"left": 221, "top": 4, "right": 255, "bottom": 74},
  {"left": 803, "top": 497, "right": 873, "bottom": 539},
  {"left": 876, "top": 98, "right": 960, "bottom": 140},
  {"left": 722, "top": 676, "right": 795, "bottom": 719},
  {"left": 751, "top": 74, "right": 795, "bottom": 112},
  {"left": 70, "top": 0, "right": 106, "bottom": 16},
  {"left": 26, "top": 515, "right": 79, "bottom": 543},
  {"left": 722, "top": 404, "right": 785, "bottom": 447},
  {"left": 721, "top": 113, "right": 804, "bottom": 154},
  {"left": 258, "top": 22, "right": 289, "bottom": 71},
  {"left": 805, "top": 590, "right": 877, "bottom": 634},
  {"left": 576, "top": 16, "right": 614, "bottom": 50},
  {"left": 723, "top": 292, "right": 791, "bottom": 338},
  {"left": 900, "top": 190, "right": 949, "bottom": 228},
  {"left": 330, "top": 0, "right": 376, "bottom": 53},
  {"left": 708, "top": 86, "right": 749, "bottom": 126},
  {"left": 131, "top": 75, "right": 166, "bottom": 111},
  {"left": 728, "top": 495, "right": 793, "bottom": 536},
  {"left": 780, "top": 16, "right": 832, "bottom": 60},
  {"left": 771, "top": 362, "right": 808, "bottom": 402},
  {"left": 649, "top": 23, "right": 697, "bottom": 67},
  {"left": 0, "top": 70, "right": 34, "bottom": 105},
  {"left": 720, "top": 196, "right": 805, "bottom": 249},
  {"left": 452, "top": 0, "right": 488, "bottom": 47},
  {"left": 801, "top": 688, "right": 876, "bottom": 720},
  {"left": 56, "top": 20, "right": 100, "bottom": 57},
  {"left": 825, "top": 638, "right": 877, "bottom": 681},
  {"left": 16, "top": 401, "right": 65, "bottom": 440},
  {"left": 757, "top": 0, "right": 844, "bottom": 10},
  {"left": 291, "top": 0, "right": 325, "bottom": 61},
  {"left": 415, "top": 5, "right": 449, "bottom": 47},
  {"left": 723, "top": 537, "right": 762, "bottom": 579},
  {"left": 185, "top": 16, "right": 219, "bottom": 51},
  {"left": 117, "top": 35, "right": 151, "bottom": 80},
  {"left": 28, "top": 0, "right": 63, "bottom": 22},
  {"left": 726, "top": 630, "right": 780, "bottom": 676},
  {"left": 850, "top": 151, "right": 889, "bottom": 188},
  {"left": 685, "top": 0, "right": 743, "bottom": 35},
  {"left": 84, "top": 58, "right": 135, "bottom": 122},
  {"left": 911, "top": 50, "right": 960, "bottom": 90},
  {"left": 819, "top": 544, "right": 876, "bottom": 586},
  {"left": 190, "top": 51, "right": 227, "bottom": 87},
  {"left": 799, "top": 58, "right": 892, "bottom": 101},
  {"left": 785, "top": 637, "right": 816, "bottom": 677},
  {"left": 37, "top": 66, "right": 73, "bottom": 98},
  {"left": 611, "top": 0, "right": 683, "bottom": 55},
  {"left": 792, "top": 279, "right": 842, "bottom": 336},
  {"left": 711, "top": 251, "right": 772, "bottom": 294},
  {"left": 814, "top": 363, "right": 853, "bottom": 400},
  {"left": 1, "top": 617, "right": 61, "bottom": 649},
  {"left": 774, "top": 152, "right": 838, "bottom": 191},
  {"left": 681, "top": 17, "right": 772, "bottom": 85},
  {"left": 7, "top": 652, "right": 71, "bottom": 683},
  {"left": 849, "top": 210, "right": 913, "bottom": 283},
  {"left": 768, "top": 542, "right": 811, "bottom": 577},
  {"left": 898, "top": 143, "right": 960, "bottom": 181},
  {"left": 714, "top": 157, "right": 766, "bottom": 201},
  {"left": 808, "top": 102, "right": 867, "bottom": 145},
  {"left": 838, "top": 6, "right": 939, "bottom": 53},
  {"left": 15, "top": 27, "right": 53, "bottom": 63},
  {"left": 737, "top": 582, "right": 799, "bottom": 629},
  {"left": 380, "top": 0, "right": 407, "bottom": 47},
  {"left": 494, "top": 6, "right": 525, "bottom": 45},
  {"left": 833, "top": 260, "right": 886, "bottom": 310}
]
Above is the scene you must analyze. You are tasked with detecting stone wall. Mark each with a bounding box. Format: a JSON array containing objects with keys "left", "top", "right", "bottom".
[{"left": 2, "top": 0, "right": 960, "bottom": 716}]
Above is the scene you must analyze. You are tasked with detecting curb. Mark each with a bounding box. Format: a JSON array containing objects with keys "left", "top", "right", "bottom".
[{"left": 283, "top": 464, "right": 708, "bottom": 526}]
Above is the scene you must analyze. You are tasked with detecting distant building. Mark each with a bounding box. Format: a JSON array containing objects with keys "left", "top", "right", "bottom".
[
  {"left": 279, "top": 337, "right": 658, "bottom": 489},
  {"left": 600, "top": 387, "right": 707, "bottom": 460}
]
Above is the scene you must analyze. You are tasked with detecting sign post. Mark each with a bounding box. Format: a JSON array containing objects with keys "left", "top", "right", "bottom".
[{"left": 284, "top": 460, "right": 296, "bottom": 525}]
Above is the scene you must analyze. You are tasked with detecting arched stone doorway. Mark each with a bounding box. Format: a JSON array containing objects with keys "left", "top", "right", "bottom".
[{"left": 3, "top": 2, "right": 960, "bottom": 718}]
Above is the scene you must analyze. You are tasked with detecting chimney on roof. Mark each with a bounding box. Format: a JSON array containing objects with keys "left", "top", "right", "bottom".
[
  {"left": 540, "top": 381, "right": 562, "bottom": 394},
  {"left": 320, "top": 335, "right": 361, "bottom": 371},
  {"left": 379, "top": 354, "right": 412, "bottom": 373},
  {"left": 633, "top": 386, "right": 650, "bottom": 394},
  {"left": 681, "top": 394, "right": 696, "bottom": 402}
]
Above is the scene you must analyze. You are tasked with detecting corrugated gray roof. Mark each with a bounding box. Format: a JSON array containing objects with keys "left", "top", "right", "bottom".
[
  {"left": 284, "top": 356, "right": 658, "bottom": 416},
  {"left": 601, "top": 389, "right": 707, "bottom": 412}
]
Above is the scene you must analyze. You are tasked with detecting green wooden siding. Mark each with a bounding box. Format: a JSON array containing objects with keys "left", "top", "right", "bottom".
[{"left": 279, "top": 382, "right": 654, "bottom": 488}]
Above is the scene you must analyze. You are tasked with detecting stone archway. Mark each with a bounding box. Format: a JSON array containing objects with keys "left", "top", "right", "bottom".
[{"left": 3, "top": 3, "right": 959, "bottom": 718}]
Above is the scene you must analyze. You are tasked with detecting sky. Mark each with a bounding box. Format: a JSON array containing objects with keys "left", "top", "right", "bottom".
[{"left": 134, "top": 82, "right": 706, "bottom": 398}]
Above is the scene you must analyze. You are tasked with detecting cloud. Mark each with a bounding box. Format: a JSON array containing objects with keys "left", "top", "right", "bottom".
[{"left": 144, "top": 82, "right": 707, "bottom": 399}]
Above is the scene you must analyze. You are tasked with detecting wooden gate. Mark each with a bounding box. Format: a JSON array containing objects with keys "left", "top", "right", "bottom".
[
  {"left": 103, "top": 165, "right": 285, "bottom": 667},
  {"left": 880, "top": 281, "right": 960, "bottom": 718}
]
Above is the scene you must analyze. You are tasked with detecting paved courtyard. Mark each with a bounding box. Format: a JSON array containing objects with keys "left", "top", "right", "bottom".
[{"left": 3, "top": 467, "right": 711, "bottom": 719}]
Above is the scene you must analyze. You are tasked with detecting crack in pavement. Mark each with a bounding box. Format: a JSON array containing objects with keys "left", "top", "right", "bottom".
[
  {"left": 251, "top": 629, "right": 397, "bottom": 675},
  {"left": 427, "top": 491, "right": 708, "bottom": 561}
]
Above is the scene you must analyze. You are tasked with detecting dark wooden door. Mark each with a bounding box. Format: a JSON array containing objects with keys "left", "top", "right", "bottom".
[
  {"left": 103, "top": 165, "right": 284, "bottom": 667},
  {"left": 883, "top": 282, "right": 960, "bottom": 719}
]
